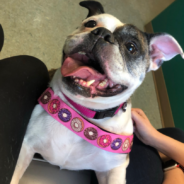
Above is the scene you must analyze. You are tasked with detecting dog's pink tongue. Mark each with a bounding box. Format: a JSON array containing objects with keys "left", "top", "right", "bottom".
[{"left": 61, "top": 57, "right": 105, "bottom": 81}]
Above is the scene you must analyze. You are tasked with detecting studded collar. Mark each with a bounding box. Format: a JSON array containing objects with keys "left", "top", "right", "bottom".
[
  {"left": 62, "top": 93, "right": 127, "bottom": 119},
  {"left": 38, "top": 88, "right": 133, "bottom": 154}
]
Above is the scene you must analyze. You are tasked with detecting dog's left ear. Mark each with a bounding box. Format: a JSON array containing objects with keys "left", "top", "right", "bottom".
[
  {"left": 147, "top": 33, "right": 184, "bottom": 71},
  {"left": 79, "top": 1, "right": 105, "bottom": 18}
]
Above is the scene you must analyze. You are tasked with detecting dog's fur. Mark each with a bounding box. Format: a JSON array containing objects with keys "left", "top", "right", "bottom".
[{"left": 11, "top": 1, "right": 184, "bottom": 184}]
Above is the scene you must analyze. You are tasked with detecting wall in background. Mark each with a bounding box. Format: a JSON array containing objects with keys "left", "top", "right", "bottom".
[{"left": 152, "top": 0, "right": 184, "bottom": 130}]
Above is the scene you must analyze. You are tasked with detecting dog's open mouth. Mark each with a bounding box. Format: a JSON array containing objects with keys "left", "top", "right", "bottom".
[{"left": 61, "top": 52, "right": 127, "bottom": 97}]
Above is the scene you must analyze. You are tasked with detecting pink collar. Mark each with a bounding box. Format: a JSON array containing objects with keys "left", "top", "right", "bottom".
[
  {"left": 38, "top": 88, "right": 133, "bottom": 154},
  {"left": 62, "top": 94, "right": 126, "bottom": 120}
]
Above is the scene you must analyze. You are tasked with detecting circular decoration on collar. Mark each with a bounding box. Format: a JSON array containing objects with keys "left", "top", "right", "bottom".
[
  {"left": 122, "top": 138, "right": 130, "bottom": 151},
  {"left": 84, "top": 127, "right": 98, "bottom": 140},
  {"left": 58, "top": 108, "right": 71, "bottom": 122},
  {"left": 71, "top": 117, "right": 84, "bottom": 132},
  {"left": 48, "top": 99, "right": 60, "bottom": 114},
  {"left": 40, "top": 91, "right": 51, "bottom": 104},
  {"left": 97, "top": 135, "right": 112, "bottom": 148},
  {"left": 111, "top": 138, "right": 122, "bottom": 150}
]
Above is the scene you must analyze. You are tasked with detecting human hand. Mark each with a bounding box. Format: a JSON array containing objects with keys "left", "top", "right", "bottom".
[
  {"left": 132, "top": 109, "right": 184, "bottom": 169},
  {"left": 131, "top": 108, "right": 159, "bottom": 146}
]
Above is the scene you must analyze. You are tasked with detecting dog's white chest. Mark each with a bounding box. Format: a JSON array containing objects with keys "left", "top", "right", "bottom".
[{"left": 25, "top": 105, "right": 130, "bottom": 172}]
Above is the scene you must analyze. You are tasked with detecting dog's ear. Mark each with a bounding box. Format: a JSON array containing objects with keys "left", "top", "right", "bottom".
[
  {"left": 147, "top": 33, "right": 184, "bottom": 71},
  {"left": 79, "top": 1, "right": 105, "bottom": 18}
]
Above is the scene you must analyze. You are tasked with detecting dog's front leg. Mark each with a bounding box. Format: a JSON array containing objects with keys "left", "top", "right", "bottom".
[
  {"left": 10, "top": 140, "right": 34, "bottom": 184},
  {"left": 107, "top": 164, "right": 128, "bottom": 184},
  {"left": 96, "top": 157, "right": 129, "bottom": 184},
  {"left": 95, "top": 171, "right": 108, "bottom": 184}
]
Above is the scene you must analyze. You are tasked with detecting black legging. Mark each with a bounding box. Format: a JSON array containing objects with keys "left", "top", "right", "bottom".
[
  {"left": 0, "top": 56, "right": 49, "bottom": 184},
  {"left": 126, "top": 127, "right": 184, "bottom": 184},
  {"left": 90, "top": 128, "right": 184, "bottom": 184}
]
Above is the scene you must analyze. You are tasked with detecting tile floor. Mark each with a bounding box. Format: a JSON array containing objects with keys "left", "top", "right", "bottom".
[{"left": 0, "top": 0, "right": 175, "bottom": 128}]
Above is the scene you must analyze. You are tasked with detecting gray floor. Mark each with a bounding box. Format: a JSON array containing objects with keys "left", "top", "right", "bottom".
[
  {"left": 0, "top": 1, "right": 174, "bottom": 129},
  {"left": 19, "top": 161, "right": 92, "bottom": 184}
]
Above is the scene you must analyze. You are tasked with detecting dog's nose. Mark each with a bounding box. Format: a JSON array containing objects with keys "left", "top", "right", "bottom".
[{"left": 91, "top": 27, "right": 114, "bottom": 44}]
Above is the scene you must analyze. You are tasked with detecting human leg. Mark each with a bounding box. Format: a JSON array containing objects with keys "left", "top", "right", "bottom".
[
  {"left": 0, "top": 56, "right": 49, "bottom": 184},
  {"left": 90, "top": 134, "right": 165, "bottom": 184},
  {"left": 126, "top": 127, "right": 184, "bottom": 184},
  {"left": 126, "top": 134, "right": 164, "bottom": 184}
]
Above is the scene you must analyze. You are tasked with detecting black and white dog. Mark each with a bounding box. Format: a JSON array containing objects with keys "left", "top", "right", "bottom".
[{"left": 11, "top": 1, "right": 184, "bottom": 184}]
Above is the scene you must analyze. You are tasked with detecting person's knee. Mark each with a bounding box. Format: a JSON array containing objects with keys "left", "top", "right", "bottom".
[
  {"left": 17, "top": 55, "right": 48, "bottom": 76},
  {"left": 19, "top": 56, "right": 50, "bottom": 90},
  {"left": 2, "top": 55, "right": 49, "bottom": 82}
]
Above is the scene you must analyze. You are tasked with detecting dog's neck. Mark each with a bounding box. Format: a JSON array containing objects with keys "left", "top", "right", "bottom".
[
  {"left": 62, "top": 92, "right": 127, "bottom": 119},
  {"left": 49, "top": 69, "right": 133, "bottom": 135}
]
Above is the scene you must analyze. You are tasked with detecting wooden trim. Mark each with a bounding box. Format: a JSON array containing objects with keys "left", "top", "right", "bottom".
[
  {"left": 145, "top": 22, "right": 175, "bottom": 128},
  {"left": 145, "top": 22, "right": 154, "bottom": 34},
  {"left": 152, "top": 69, "right": 165, "bottom": 128}
]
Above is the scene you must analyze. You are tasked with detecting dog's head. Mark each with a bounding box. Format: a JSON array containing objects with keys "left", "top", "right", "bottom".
[{"left": 61, "top": 1, "right": 184, "bottom": 109}]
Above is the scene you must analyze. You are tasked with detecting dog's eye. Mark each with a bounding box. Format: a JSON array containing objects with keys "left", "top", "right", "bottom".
[
  {"left": 84, "top": 20, "right": 97, "bottom": 28},
  {"left": 125, "top": 42, "right": 137, "bottom": 54}
]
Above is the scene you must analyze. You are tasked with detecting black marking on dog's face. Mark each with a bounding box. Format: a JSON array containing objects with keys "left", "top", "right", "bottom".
[
  {"left": 113, "top": 24, "right": 150, "bottom": 77},
  {"left": 79, "top": 1, "right": 105, "bottom": 18}
]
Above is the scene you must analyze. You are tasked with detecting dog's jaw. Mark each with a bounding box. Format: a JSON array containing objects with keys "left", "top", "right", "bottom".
[
  {"left": 50, "top": 68, "right": 138, "bottom": 111},
  {"left": 61, "top": 50, "right": 129, "bottom": 98},
  {"left": 50, "top": 69, "right": 133, "bottom": 136}
]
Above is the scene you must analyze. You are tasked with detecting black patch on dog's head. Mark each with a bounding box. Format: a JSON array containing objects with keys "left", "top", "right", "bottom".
[{"left": 113, "top": 24, "right": 150, "bottom": 77}]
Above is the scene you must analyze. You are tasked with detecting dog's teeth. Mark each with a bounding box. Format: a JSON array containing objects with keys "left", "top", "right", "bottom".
[
  {"left": 74, "top": 79, "right": 79, "bottom": 82},
  {"left": 99, "top": 83, "right": 105, "bottom": 87},
  {"left": 78, "top": 51, "right": 86, "bottom": 55},
  {"left": 79, "top": 79, "right": 84, "bottom": 85},
  {"left": 99, "top": 79, "right": 107, "bottom": 87},
  {"left": 82, "top": 81, "right": 86, "bottom": 86},
  {"left": 86, "top": 80, "right": 95, "bottom": 86}
]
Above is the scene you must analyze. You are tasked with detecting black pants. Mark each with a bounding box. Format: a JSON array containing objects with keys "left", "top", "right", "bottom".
[
  {"left": 0, "top": 56, "right": 49, "bottom": 184},
  {"left": 1, "top": 58, "right": 184, "bottom": 184},
  {"left": 126, "top": 127, "right": 184, "bottom": 184}
]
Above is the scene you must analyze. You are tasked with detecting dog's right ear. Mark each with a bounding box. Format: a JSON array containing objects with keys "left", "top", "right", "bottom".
[
  {"left": 0, "top": 24, "right": 4, "bottom": 52},
  {"left": 147, "top": 33, "right": 184, "bottom": 71},
  {"left": 79, "top": 1, "right": 105, "bottom": 18}
]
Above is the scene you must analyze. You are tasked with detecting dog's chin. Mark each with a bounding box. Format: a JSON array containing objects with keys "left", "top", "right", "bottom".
[{"left": 61, "top": 51, "right": 128, "bottom": 98}]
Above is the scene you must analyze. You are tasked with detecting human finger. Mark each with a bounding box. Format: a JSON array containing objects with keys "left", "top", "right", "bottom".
[
  {"left": 131, "top": 108, "right": 147, "bottom": 119},
  {"left": 131, "top": 110, "right": 144, "bottom": 124}
]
